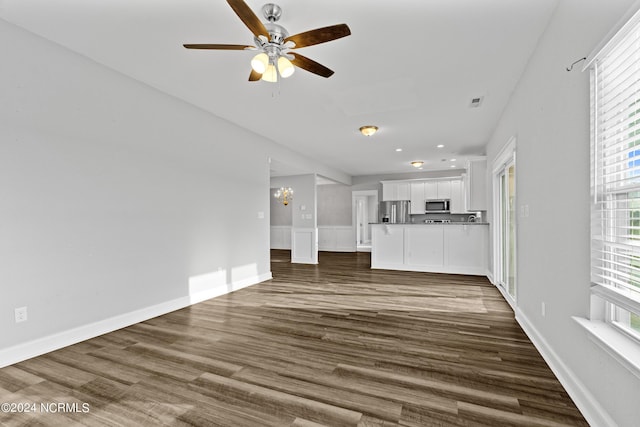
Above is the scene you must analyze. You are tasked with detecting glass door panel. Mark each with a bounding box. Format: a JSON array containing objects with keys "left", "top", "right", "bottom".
[
  {"left": 496, "top": 161, "right": 516, "bottom": 301},
  {"left": 506, "top": 164, "right": 516, "bottom": 298}
]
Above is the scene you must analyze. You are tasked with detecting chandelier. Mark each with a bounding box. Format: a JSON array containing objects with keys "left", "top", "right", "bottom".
[{"left": 274, "top": 187, "right": 293, "bottom": 206}]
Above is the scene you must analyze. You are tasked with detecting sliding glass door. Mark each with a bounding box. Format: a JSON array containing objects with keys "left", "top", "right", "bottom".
[{"left": 494, "top": 145, "right": 516, "bottom": 303}]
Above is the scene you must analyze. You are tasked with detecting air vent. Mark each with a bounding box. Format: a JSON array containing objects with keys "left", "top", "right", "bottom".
[{"left": 469, "top": 96, "right": 484, "bottom": 108}]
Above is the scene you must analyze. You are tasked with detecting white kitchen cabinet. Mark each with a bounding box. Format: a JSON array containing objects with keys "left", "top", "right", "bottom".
[
  {"left": 372, "top": 225, "right": 404, "bottom": 265},
  {"left": 382, "top": 182, "right": 394, "bottom": 201},
  {"left": 385, "top": 178, "right": 458, "bottom": 205},
  {"left": 437, "top": 180, "right": 452, "bottom": 199},
  {"left": 466, "top": 159, "right": 487, "bottom": 211},
  {"left": 424, "top": 181, "right": 438, "bottom": 199},
  {"left": 405, "top": 225, "right": 444, "bottom": 268},
  {"left": 444, "top": 224, "right": 488, "bottom": 273},
  {"left": 397, "top": 182, "right": 410, "bottom": 200},
  {"left": 371, "top": 224, "right": 489, "bottom": 275},
  {"left": 424, "top": 180, "right": 452, "bottom": 200},
  {"left": 410, "top": 182, "right": 425, "bottom": 214},
  {"left": 449, "top": 179, "right": 466, "bottom": 214},
  {"left": 382, "top": 181, "right": 411, "bottom": 201}
]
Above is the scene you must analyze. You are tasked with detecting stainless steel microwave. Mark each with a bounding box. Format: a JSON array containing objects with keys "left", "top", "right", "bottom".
[{"left": 425, "top": 199, "right": 450, "bottom": 213}]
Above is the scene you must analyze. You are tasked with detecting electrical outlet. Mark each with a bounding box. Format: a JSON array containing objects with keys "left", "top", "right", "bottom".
[
  {"left": 541, "top": 302, "right": 546, "bottom": 317},
  {"left": 15, "top": 306, "right": 27, "bottom": 323}
]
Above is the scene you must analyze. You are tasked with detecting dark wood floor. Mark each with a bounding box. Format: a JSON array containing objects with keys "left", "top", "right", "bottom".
[{"left": 0, "top": 250, "right": 587, "bottom": 426}]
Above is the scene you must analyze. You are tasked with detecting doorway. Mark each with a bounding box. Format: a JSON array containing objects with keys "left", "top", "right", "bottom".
[
  {"left": 352, "top": 190, "right": 378, "bottom": 252},
  {"left": 493, "top": 139, "right": 516, "bottom": 304}
]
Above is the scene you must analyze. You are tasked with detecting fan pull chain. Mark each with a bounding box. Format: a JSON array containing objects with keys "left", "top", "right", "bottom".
[{"left": 273, "top": 59, "right": 282, "bottom": 98}]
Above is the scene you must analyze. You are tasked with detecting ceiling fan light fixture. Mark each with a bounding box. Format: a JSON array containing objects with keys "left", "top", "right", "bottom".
[
  {"left": 411, "top": 161, "right": 424, "bottom": 168},
  {"left": 278, "top": 56, "right": 295, "bottom": 78},
  {"left": 182, "top": 2, "right": 351, "bottom": 82},
  {"left": 359, "top": 125, "right": 378, "bottom": 136},
  {"left": 261, "top": 63, "right": 278, "bottom": 82},
  {"left": 251, "top": 53, "right": 269, "bottom": 73}
]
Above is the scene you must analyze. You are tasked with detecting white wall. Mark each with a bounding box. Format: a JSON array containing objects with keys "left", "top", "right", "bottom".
[
  {"left": 0, "top": 20, "right": 338, "bottom": 364},
  {"left": 485, "top": 1, "right": 640, "bottom": 426},
  {"left": 317, "top": 183, "right": 352, "bottom": 226}
]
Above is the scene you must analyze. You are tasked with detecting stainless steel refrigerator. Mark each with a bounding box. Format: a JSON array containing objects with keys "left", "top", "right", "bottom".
[{"left": 378, "top": 200, "right": 411, "bottom": 224}]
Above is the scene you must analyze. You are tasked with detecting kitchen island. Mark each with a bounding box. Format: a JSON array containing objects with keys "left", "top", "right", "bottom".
[{"left": 371, "top": 223, "right": 489, "bottom": 276}]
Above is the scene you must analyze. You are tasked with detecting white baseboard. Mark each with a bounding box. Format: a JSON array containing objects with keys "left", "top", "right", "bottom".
[
  {"left": 188, "top": 272, "right": 272, "bottom": 304},
  {"left": 371, "top": 262, "right": 489, "bottom": 277},
  {"left": 290, "top": 258, "right": 319, "bottom": 264},
  {"left": 486, "top": 271, "right": 495, "bottom": 285},
  {"left": 515, "top": 309, "right": 617, "bottom": 427},
  {"left": 0, "top": 272, "right": 272, "bottom": 368}
]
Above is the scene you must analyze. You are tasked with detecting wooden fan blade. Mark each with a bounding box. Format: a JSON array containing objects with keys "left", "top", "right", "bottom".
[
  {"left": 290, "top": 53, "right": 334, "bottom": 78},
  {"left": 249, "top": 69, "right": 262, "bottom": 81},
  {"left": 183, "top": 44, "right": 253, "bottom": 50},
  {"left": 285, "top": 24, "right": 351, "bottom": 49},
  {"left": 227, "top": 0, "right": 269, "bottom": 38}
]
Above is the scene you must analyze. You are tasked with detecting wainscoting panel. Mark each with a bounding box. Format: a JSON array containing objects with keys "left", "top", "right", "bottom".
[
  {"left": 291, "top": 228, "right": 318, "bottom": 264},
  {"left": 270, "top": 226, "right": 292, "bottom": 250},
  {"left": 318, "top": 226, "right": 356, "bottom": 252}
]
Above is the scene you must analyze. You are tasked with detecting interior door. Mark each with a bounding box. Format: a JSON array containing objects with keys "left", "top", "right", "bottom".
[
  {"left": 356, "top": 197, "right": 367, "bottom": 245},
  {"left": 352, "top": 190, "right": 378, "bottom": 251}
]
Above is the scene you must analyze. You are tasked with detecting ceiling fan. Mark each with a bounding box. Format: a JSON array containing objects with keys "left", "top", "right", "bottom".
[{"left": 183, "top": 0, "right": 351, "bottom": 82}]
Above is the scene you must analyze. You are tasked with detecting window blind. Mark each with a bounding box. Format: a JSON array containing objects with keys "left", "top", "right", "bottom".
[{"left": 591, "top": 13, "right": 640, "bottom": 320}]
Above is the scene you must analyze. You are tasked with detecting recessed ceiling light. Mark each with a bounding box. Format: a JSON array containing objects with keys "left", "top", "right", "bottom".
[
  {"left": 411, "top": 161, "right": 424, "bottom": 168},
  {"left": 437, "top": 144, "right": 444, "bottom": 148},
  {"left": 395, "top": 148, "right": 402, "bottom": 152},
  {"left": 450, "top": 158, "right": 457, "bottom": 162},
  {"left": 450, "top": 165, "right": 456, "bottom": 168}
]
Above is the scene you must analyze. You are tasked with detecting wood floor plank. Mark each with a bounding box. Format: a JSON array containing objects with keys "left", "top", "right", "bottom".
[
  {"left": 231, "top": 366, "right": 403, "bottom": 422},
  {"left": 0, "top": 250, "right": 588, "bottom": 426},
  {"left": 194, "top": 372, "right": 363, "bottom": 426}
]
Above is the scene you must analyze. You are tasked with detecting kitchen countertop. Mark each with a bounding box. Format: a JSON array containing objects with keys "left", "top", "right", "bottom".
[{"left": 370, "top": 222, "right": 489, "bottom": 225}]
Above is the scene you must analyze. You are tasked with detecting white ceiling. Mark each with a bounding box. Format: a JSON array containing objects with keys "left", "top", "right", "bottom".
[{"left": 0, "top": 0, "right": 559, "bottom": 177}]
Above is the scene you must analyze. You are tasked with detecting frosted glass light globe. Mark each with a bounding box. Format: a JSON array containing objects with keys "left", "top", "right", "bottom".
[
  {"left": 250, "top": 53, "right": 269, "bottom": 74},
  {"left": 278, "top": 57, "right": 295, "bottom": 78}
]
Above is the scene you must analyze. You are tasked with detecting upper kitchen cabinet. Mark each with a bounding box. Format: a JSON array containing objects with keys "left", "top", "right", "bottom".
[
  {"left": 424, "top": 180, "right": 452, "bottom": 200},
  {"left": 382, "top": 181, "right": 410, "bottom": 201},
  {"left": 466, "top": 159, "right": 487, "bottom": 211},
  {"left": 384, "top": 178, "right": 462, "bottom": 212},
  {"left": 449, "top": 179, "right": 466, "bottom": 214},
  {"left": 410, "top": 182, "right": 426, "bottom": 214}
]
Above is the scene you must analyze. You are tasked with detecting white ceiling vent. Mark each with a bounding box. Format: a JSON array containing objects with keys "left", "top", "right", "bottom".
[{"left": 469, "top": 96, "right": 484, "bottom": 108}]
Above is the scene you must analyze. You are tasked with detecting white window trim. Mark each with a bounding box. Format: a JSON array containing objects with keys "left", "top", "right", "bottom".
[
  {"left": 573, "top": 316, "right": 640, "bottom": 380},
  {"left": 583, "top": 0, "right": 640, "bottom": 70},
  {"left": 592, "top": 283, "right": 640, "bottom": 316},
  {"left": 576, "top": 2, "right": 640, "bottom": 379}
]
